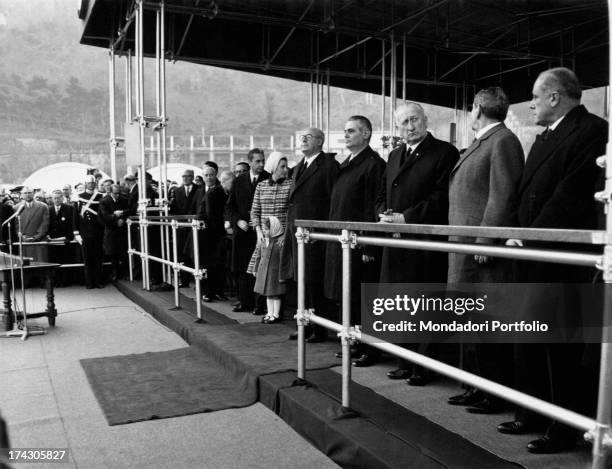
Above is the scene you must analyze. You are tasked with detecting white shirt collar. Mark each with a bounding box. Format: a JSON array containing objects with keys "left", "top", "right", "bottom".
[
  {"left": 475, "top": 121, "right": 502, "bottom": 140},
  {"left": 407, "top": 141, "right": 422, "bottom": 153},
  {"left": 348, "top": 147, "right": 366, "bottom": 162},
  {"left": 304, "top": 151, "right": 321, "bottom": 165},
  {"left": 548, "top": 114, "right": 565, "bottom": 131}
]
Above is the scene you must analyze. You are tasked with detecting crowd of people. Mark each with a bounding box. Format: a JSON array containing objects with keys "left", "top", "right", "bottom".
[{"left": 0, "top": 66, "right": 605, "bottom": 455}]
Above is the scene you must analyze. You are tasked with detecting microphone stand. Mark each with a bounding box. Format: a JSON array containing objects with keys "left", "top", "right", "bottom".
[{"left": 5, "top": 214, "right": 45, "bottom": 340}]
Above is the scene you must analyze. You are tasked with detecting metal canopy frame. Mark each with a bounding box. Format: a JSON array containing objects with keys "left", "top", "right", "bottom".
[{"left": 80, "top": 0, "right": 609, "bottom": 110}]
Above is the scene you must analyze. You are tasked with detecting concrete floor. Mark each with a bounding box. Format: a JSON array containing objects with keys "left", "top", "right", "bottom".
[{"left": 0, "top": 285, "right": 338, "bottom": 469}]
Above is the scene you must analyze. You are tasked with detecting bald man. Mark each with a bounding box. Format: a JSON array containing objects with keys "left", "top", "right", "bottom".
[{"left": 281, "top": 128, "right": 339, "bottom": 342}]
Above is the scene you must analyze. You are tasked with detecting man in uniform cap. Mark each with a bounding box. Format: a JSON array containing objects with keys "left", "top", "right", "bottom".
[{"left": 73, "top": 174, "right": 105, "bottom": 289}]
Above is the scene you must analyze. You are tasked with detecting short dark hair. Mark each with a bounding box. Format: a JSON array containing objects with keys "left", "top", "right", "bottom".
[
  {"left": 247, "top": 148, "right": 265, "bottom": 161},
  {"left": 235, "top": 161, "right": 250, "bottom": 170},
  {"left": 474, "top": 87, "right": 509, "bottom": 121},
  {"left": 347, "top": 115, "right": 372, "bottom": 141},
  {"left": 540, "top": 67, "right": 582, "bottom": 100},
  {"left": 204, "top": 161, "right": 218, "bottom": 173}
]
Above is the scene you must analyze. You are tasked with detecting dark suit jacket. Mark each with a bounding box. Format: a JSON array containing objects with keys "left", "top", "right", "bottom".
[
  {"left": 48, "top": 203, "right": 75, "bottom": 240},
  {"left": 196, "top": 182, "right": 228, "bottom": 267},
  {"left": 170, "top": 184, "right": 200, "bottom": 216},
  {"left": 99, "top": 195, "right": 129, "bottom": 256},
  {"left": 226, "top": 170, "right": 270, "bottom": 272},
  {"left": 324, "top": 146, "right": 386, "bottom": 301},
  {"left": 448, "top": 124, "right": 524, "bottom": 282},
  {"left": 280, "top": 152, "right": 339, "bottom": 281},
  {"left": 74, "top": 191, "right": 104, "bottom": 239},
  {"left": 18, "top": 200, "right": 49, "bottom": 240},
  {"left": 0, "top": 202, "right": 16, "bottom": 246},
  {"left": 376, "top": 132, "right": 459, "bottom": 282}
]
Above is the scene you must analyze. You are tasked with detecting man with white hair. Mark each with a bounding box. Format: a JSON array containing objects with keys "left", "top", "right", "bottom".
[{"left": 376, "top": 102, "right": 459, "bottom": 385}]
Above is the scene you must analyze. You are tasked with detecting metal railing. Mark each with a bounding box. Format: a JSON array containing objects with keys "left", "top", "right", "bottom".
[
  {"left": 127, "top": 215, "right": 207, "bottom": 321},
  {"left": 294, "top": 220, "right": 612, "bottom": 469}
]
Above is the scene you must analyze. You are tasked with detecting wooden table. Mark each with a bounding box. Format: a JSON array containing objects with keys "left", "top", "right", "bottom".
[{"left": 0, "top": 262, "right": 60, "bottom": 332}]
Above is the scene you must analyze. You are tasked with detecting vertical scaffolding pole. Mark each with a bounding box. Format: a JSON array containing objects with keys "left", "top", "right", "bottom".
[
  {"left": 389, "top": 32, "right": 396, "bottom": 136},
  {"left": 326, "top": 69, "right": 330, "bottom": 152},
  {"left": 340, "top": 230, "right": 352, "bottom": 408},
  {"left": 108, "top": 47, "right": 117, "bottom": 182},
  {"left": 171, "top": 220, "right": 180, "bottom": 308},
  {"left": 297, "top": 227, "right": 306, "bottom": 380},
  {"left": 591, "top": 7, "right": 612, "bottom": 465},
  {"left": 380, "top": 39, "right": 386, "bottom": 133},
  {"left": 155, "top": 5, "right": 167, "bottom": 285},
  {"left": 127, "top": 220, "right": 133, "bottom": 281},
  {"left": 402, "top": 34, "right": 406, "bottom": 101},
  {"left": 309, "top": 72, "right": 314, "bottom": 128},
  {"left": 136, "top": 0, "right": 149, "bottom": 290},
  {"left": 161, "top": 1, "right": 172, "bottom": 286},
  {"left": 193, "top": 221, "right": 203, "bottom": 322},
  {"left": 125, "top": 50, "right": 132, "bottom": 123}
]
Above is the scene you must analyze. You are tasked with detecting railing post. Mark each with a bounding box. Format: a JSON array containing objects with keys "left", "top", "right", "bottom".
[
  {"left": 340, "top": 229, "right": 353, "bottom": 409},
  {"left": 296, "top": 226, "right": 307, "bottom": 380},
  {"left": 127, "top": 219, "right": 134, "bottom": 282},
  {"left": 192, "top": 219, "right": 203, "bottom": 322},
  {"left": 171, "top": 219, "right": 181, "bottom": 309}
]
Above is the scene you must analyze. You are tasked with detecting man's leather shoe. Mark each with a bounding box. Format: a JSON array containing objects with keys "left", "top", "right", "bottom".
[
  {"left": 288, "top": 331, "right": 298, "bottom": 340},
  {"left": 352, "top": 354, "right": 377, "bottom": 367},
  {"left": 202, "top": 295, "right": 215, "bottom": 302},
  {"left": 252, "top": 308, "right": 266, "bottom": 316},
  {"left": 387, "top": 369, "right": 411, "bottom": 380},
  {"left": 217, "top": 295, "right": 229, "bottom": 301},
  {"left": 448, "top": 388, "right": 484, "bottom": 406},
  {"left": 306, "top": 334, "right": 327, "bottom": 344},
  {"left": 466, "top": 397, "right": 505, "bottom": 414},
  {"left": 526, "top": 435, "right": 574, "bottom": 454},
  {"left": 232, "top": 305, "right": 251, "bottom": 312},
  {"left": 497, "top": 420, "right": 541, "bottom": 435},
  {"left": 406, "top": 373, "right": 429, "bottom": 386}
]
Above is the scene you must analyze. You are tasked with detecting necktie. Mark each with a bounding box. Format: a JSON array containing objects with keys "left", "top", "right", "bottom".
[
  {"left": 540, "top": 128, "right": 551, "bottom": 141},
  {"left": 295, "top": 161, "right": 308, "bottom": 181},
  {"left": 400, "top": 147, "right": 413, "bottom": 166},
  {"left": 185, "top": 186, "right": 190, "bottom": 197},
  {"left": 252, "top": 176, "right": 257, "bottom": 186}
]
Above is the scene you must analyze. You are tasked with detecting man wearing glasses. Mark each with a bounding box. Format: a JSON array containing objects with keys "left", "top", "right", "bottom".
[{"left": 281, "top": 128, "right": 339, "bottom": 342}]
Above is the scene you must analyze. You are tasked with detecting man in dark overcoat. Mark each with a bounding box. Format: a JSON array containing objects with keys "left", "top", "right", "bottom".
[
  {"left": 496, "top": 68, "right": 607, "bottom": 454},
  {"left": 73, "top": 175, "right": 105, "bottom": 289},
  {"left": 324, "top": 115, "right": 385, "bottom": 364},
  {"left": 99, "top": 184, "right": 128, "bottom": 281},
  {"left": 47, "top": 190, "right": 75, "bottom": 286},
  {"left": 197, "top": 162, "right": 229, "bottom": 301},
  {"left": 169, "top": 169, "right": 200, "bottom": 287},
  {"left": 226, "top": 149, "right": 269, "bottom": 313},
  {"left": 280, "top": 127, "right": 339, "bottom": 342},
  {"left": 376, "top": 102, "right": 459, "bottom": 384},
  {"left": 446, "top": 87, "right": 524, "bottom": 413}
]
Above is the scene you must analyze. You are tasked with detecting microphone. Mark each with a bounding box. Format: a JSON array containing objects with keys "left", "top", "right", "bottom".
[{"left": 2, "top": 203, "right": 25, "bottom": 227}]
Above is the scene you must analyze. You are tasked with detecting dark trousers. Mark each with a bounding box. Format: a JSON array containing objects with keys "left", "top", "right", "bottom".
[
  {"left": 237, "top": 271, "right": 256, "bottom": 309},
  {"left": 82, "top": 236, "right": 103, "bottom": 288},
  {"left": 203, "top": 265, "right": 225, "bottom": 297}
]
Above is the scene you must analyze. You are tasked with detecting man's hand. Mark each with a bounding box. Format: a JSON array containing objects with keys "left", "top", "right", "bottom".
[
  {"left": 378, "top": 212, "right": 405, "bottom": 224},
  {"left": 75, "top": 234, "right": 83, "bottom": 245},
  {"left": 506, "top": 239, "right": 523, "bottom": 247},
  {"left": 237, "top": 220, "right": 249, "bottom": 231},
  {"left": 362, "top": 254, "right": 374, "bottom": 263},
  {"left": 474, "top": 255, "right": 489, "bottom": 264}
]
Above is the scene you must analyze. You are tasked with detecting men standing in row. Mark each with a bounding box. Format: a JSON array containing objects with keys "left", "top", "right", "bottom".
[
  {"left": 324, "top": 116, "right": 386, "bottom": 364},
  {"left": 226, "top": 149, "right": 269, "bottom": 313},
  {"left": 169, "top": 169, "right": 200, "bottom": 287},
  {"left": 446, "top": 87, "right": 524, "bottom": 412},
  {"left": 282, "top": 128, "right": 339, "bottom": 342},
  {"left": 73, "top": 175, "right": 105, "bottom": 289},
  {"left": 376, "top": 102, "right": 459, "bottom": 384},
  {"left": 498, "top": 67, "right": 607, "bottom": 454}
]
